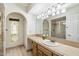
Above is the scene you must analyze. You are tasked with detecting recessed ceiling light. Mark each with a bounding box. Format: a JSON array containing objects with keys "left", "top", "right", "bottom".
[
  {"left": 52, "top": 7, "right": 55, "bottom": 12},
  {"left": 47, "top": 9, "right": 52, "bottom": 15},
  {"left": 41, "top": 13, "right": 44, "bottom": 16},
  {"left": 56, "top": 11, "right": 60, "bottom": 14},
  {"left": 57, "top": 4, "right": 61, "bottom": 10},
  {"left": 61, "top": 9, "right": 66, "bottom": 13},
  {"left": 37, "top": 16, "right": 40, "bottom": 19},
  {"left": 52, "top": 12, "right": 55, "bottom": 16}
]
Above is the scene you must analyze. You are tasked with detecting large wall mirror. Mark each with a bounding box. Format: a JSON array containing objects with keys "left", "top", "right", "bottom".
[{"left": 51, "top": 17, "right": 66, "bottom": 39}]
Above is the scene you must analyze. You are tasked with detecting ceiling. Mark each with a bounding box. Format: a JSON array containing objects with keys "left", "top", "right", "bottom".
[
  {"left": 15, "top": 3, "right": 56, "bottom": 15},
  {"left": 29, "top": 3, "right": 51, "bottom": 15},
  {"left": 15, "top": 3, "right": 35, "bottom": 12},
  {"left": 15, "top": 3, "right": 74, "bottom": 16},
  {"left": 28, "top": 3, "right": 71, "bottom": 16}
]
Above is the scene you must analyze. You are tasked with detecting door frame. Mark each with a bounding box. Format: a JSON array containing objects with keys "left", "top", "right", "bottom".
[{"left": 6, "top": 12, "right": 27, "bottom": 48}]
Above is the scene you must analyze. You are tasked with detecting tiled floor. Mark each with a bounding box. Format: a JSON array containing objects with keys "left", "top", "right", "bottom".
[{"left": 6, "top": 45, "right": 32, "bottom": 56}]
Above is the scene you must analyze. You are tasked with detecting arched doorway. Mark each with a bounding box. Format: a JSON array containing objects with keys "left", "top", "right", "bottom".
[
  {"left": 6, "top": 12, "right": 27, "bottom": 48},
  {"left": 43, "top": 20, "right": 49, "bottom": 35},
  {"left": 0, "top": 3, "right": 5, "bottom": 56}
]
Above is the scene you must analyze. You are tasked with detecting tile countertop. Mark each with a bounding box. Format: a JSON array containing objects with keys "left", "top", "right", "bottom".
[{"left": 28, "top": 36, "right": 79, "bottom": 56}]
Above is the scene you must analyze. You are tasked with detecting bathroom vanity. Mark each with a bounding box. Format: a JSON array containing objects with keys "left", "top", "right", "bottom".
[
  {"left": 28, "top": 36, "right": 79, "bottom": 56},
  {"left": 32, "top": 41, "right": 62, "bottom": 56}
]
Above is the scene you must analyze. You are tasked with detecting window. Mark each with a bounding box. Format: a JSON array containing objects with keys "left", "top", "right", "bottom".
[
  {"left": 10, "top": 21, "right": 19, "bottom": 42},
  {"left": 11, "top": 21, "right": 18, "bottom": 34}
]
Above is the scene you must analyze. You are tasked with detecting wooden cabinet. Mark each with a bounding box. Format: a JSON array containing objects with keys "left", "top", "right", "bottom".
[
  {"left": 37, "top": 50, "right": 42, "bottom": 56},
  {"left": 38, "top": 45, "right": 53, "bottom": 56},
  {"left": 32, "top": 41, "right": 38, "bottom": 56},
  {"left": 32, "top": 41, "right": 63, "bottom": 56},
  {"left": 53, "top": 52, "right": 63, "bottom": 56}
]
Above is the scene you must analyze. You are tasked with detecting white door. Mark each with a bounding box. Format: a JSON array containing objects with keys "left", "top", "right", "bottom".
[{"left": 6, "top": 18, "right": 24, "bottom": 48}]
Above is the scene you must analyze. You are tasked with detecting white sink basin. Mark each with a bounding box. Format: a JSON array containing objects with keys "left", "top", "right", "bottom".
[{"left": 42, "top": 40, "right": 58, "bottom": 47}]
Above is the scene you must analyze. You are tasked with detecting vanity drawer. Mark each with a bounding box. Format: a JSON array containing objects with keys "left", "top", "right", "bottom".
[
  {"left": 38, "top": 45, "right": 53, "bottom": 56},
  {"left": 53, "top": 51, "right": 63, "bottom": 56},
  {"left": 37, "top": 49, "right": 43, "bottom": 56}
]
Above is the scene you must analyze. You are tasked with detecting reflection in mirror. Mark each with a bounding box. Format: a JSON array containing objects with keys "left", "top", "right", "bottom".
[
  {"left": 51, "top": 17, "right": 66, "bottom": 39},
  {"left": 43, "top": 20, "right": 49, "bottom": 35}
]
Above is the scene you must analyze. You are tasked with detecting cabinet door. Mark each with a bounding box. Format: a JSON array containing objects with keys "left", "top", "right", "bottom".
[
  {"left": 53, "top": 52, "right": 63, "bottom": 56},
  {"left": 42, "top": 53, "right": 50, "bottom": 56},
  {"left": 43, "top": 51, "right": 52, "bottom": 56},
  {"left": 37, "top": 50, "right": 42, "bottom": 56},
  {"left": 32, "top": 48, "right": 37, "bottom": 56},
  {"left": 38, "top": 45, "right": 53, "bottom": 56},
  {"left": 53, "top": 53, "right": 59, "bottom": 56},
  {"left": 32, "top": 41, "right": 37, "bottom": 56}
]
